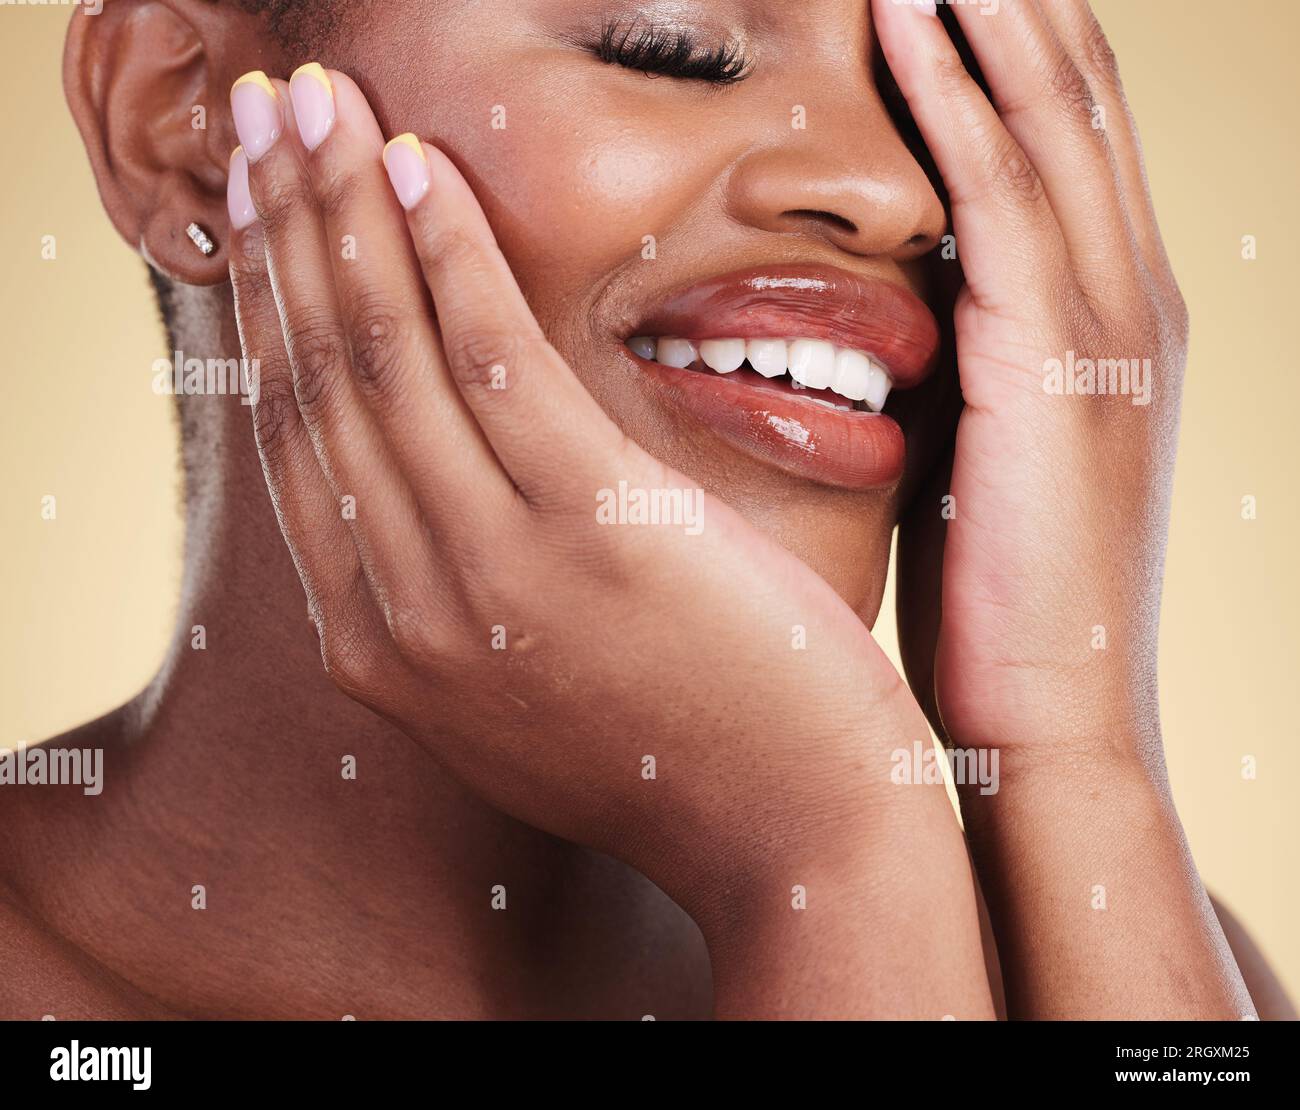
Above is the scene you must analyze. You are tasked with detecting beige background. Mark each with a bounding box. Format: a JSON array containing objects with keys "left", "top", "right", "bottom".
[{"left": 2, "top": 3, "right": 1296, "bottom": 999}]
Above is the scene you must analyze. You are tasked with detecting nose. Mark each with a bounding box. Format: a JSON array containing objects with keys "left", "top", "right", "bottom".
[{"left": 724, "top": 95, "right": 946, "bottom": 261}]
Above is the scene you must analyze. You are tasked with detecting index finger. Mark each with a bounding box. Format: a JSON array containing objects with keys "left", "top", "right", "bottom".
[{"left": 381, "top": 136, "right": 629, "bottom": 500}]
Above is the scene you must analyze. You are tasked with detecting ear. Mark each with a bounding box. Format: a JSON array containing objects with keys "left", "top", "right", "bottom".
[{"left": 63, "top": 0, "right": 285, "bottom": 284}]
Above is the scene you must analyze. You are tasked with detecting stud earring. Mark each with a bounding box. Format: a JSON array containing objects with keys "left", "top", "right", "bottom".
[{"left": 186, "top": 222, "right": 216, "bottom": 256}]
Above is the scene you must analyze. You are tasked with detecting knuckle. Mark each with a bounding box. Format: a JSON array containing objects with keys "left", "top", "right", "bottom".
[
  {"left": 347, "top": 298, "right": 406, "bottom": 395},
  {"left": 443, "top": 320, "right": 540, "bottom": 393},
  {"left": 424, "top": 224, "right": 481, "bottom": 276},
  {"left": 383, "top": 603, "right": 439, "bottom": 666},
  {"left": 985, "top": 131, "right": 1045, "bottom": 206},
  {"left": 319, "top": 622, "right": 381, "bottom": 699},
  {"left": 286, "top": 317, "right": 347, "bottom": 420},
  {"left": 931, "top": 51, "right": 975, "bottom": 99},
  {"left": 1080, "top": 18, "right": 1121, "bottom": 88},
  {"left": 255, "top": 175, "right": 316, "bottom": 240},
  {"left": 1044, "top": 50, "right": 1095, "bottom": 120},
  {"left": 313, "top": 164, "right": 365, "bottom": 223},
  {"left": 1113, "top": 275, "right": 1183, "bottom": 353},
  {"left": 228, "top": 234, "right": 270, "bottom": 294},
  {"left": 1045, "top": 49, "right": 1086, "bottom": 109},
  {"left": 250, "top": 373, "right": 300, "bottom": 461}
]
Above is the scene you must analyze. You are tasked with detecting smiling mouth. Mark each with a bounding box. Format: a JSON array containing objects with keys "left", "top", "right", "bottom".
[
  {"left": 626, "top": 336, "right": 895, "bottom": 413},
  {"left": 620, "top": 263, "right": 939, "bottom": 492}
]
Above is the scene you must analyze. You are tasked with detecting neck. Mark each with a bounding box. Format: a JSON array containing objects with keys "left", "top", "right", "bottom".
[
  {"left": 135, "top": 301, "right": 477, "bottom": 855},
  {"left": 19, "top": 304, "right": 704, "bottom": 1018}
]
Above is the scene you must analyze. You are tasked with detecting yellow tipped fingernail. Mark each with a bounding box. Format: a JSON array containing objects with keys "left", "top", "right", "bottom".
[
  {"left": 383, "top": 134, "right": 431, "bottom": 210},
  {"left": 230, "top": 71, "right": 281, "bottom": 161},
  {"left": 233, "top": 70, "right": 277, "bottom": 97},
  {"left": 290, "top": 63, "right": 336, "bottom": 151},
  {"left": 292, "top": 61, "right": 332, "bottom": 92},
  {"left": 386, "top": 133, "right": 427, "bottom": 160}
]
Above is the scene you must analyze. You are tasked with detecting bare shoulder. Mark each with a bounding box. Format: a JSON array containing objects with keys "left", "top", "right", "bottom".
[
  {"left": 0, "top": 891, "right": 167, "bottom": 1020},
  {"left": 0, "top": 711, "right": 123, "bottom": 881},
  {"left": 0, "top": 710, "right": 170, "bottom": 1020}
]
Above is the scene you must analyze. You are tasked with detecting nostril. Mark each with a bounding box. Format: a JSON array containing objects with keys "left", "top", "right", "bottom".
[{"left": 785, "top": 209, "right": 859, "bottom": 235}]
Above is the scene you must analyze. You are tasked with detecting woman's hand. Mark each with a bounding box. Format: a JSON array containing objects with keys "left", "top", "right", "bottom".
[
  {"left": 224, "top": 67, "right": 993, "bottom": 1016},
  {"left": 882, "top": 0, "right": 1187, "bottom": 764},
  {"left": 875, "top": 0, "right": 1252, "bottom": 1018}
]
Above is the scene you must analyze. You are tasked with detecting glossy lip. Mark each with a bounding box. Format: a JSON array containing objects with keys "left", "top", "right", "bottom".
[{"left": 623, "top": 264, "right": 941, "bottom": 491}]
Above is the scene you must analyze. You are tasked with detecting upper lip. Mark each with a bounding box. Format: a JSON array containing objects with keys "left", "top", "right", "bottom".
[{"left": 626, "top": 263, "right": 941, "bottom": 390}]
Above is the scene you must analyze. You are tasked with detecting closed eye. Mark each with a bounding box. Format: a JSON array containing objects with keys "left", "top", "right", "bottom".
[{"left": 592, "top": 19, "right": 752, "bottom": 86}]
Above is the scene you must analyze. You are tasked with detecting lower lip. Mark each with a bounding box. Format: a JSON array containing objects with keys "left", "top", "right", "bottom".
[{"left": 634, "top": 354, "right": 905, "bottom": 491}]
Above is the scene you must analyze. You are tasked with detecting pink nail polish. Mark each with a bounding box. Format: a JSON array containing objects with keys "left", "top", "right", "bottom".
[
  {"left": 289, "top": 63, "right": 335, "bottom": 152},
  {"left": 230, "top": 71, "right": 282, "bottom": 162},
  {"left": 228, "top": 148, "right": 256, "bottom": 231},
  {"left": 383, "top": 134, "right": 430, "bottom": 211}
]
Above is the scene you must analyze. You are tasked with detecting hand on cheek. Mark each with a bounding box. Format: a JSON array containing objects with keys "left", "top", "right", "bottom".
[
  {"left": 876, "top": 0, "right": 1187, "bottom": 762},
  {"left": 220, "top": 63, "right": 993, "bottom": 1018}
]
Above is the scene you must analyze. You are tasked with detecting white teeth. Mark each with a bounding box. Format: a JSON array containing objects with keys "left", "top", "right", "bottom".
[
  {"left": 863, "top": 362, "right": 892, "bottom": 413},
  {"left": 746, "top": 338, "right": 788, "bottom": 378},
  {"left": 643, "top": 334, "right": 894, "bottom": 409},
  {"left": 699, "top": 338, "right": 746, "bottom": 374},
  {"left": 628, "top": 336, "right": 657, "bottom": 361},
  {"left": 656, "top": 338, "right": 698, "bottom": 370},
  {"left": 831, "top": 348, "right": 873, "bottom": 403},
  {"left": 787, "top": 339, "right": 836, "bottom": 391}
]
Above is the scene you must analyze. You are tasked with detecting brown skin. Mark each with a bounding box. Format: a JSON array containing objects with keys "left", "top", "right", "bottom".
[
  {"left": 70, "top": 0, "right": 960, "bottom": 615},
  {"left": 217, "top": 69, "right": 992, "bottom": 1022},
  {"left": 0, "top": 0, "right": 1292, "bottom": 1019}
]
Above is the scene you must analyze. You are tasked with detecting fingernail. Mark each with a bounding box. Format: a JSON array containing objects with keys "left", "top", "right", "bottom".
[
  {"left": 231, "top": 71, "right": 282, "bottom": 162},
  {"left": 896, "top": 0, "right": 939, "bottom": 14},
  {"left": 228, "top": 147, "right": 256, "bottom": 230},
  {"left": 289, "top": 63, "right": 335, "bottom": 152},
  {"left": 382, "top": 134, "right": 430, "bottom": 210}
]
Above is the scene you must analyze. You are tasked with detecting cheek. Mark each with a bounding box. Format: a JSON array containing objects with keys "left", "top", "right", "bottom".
[
  {"left": 404, "top": 75, "right": 714, "bottom": 316},
  {"left": 372, "top": 31, "right": 716, "bottom": 321},
  {"left": 365, "top": 44, "right": 901, "bottom": 605},
  {"left": 467, "top": 118, "right": 700, "bottom": 287}
]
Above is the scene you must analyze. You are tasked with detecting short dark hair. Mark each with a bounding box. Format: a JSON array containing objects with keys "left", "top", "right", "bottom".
[{"left": 231, "top": 0, "right": 344, "bottom": 57}]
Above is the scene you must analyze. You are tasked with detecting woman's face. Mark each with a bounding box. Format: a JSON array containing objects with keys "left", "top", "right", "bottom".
[{"left": 344, "top": 0, "right": 958, "bottom": 618}]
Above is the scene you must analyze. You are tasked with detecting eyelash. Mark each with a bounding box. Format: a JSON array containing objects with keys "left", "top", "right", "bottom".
[{"left": 594, "top": 20, "right": 752, "bottom": 86}]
